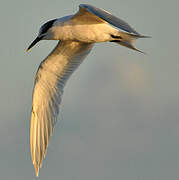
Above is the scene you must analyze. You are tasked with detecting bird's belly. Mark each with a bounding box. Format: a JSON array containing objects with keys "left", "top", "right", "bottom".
[
  {"left": 73, "top": 23, "right": 116, "bottom": 42},
  {"left": 57, "top": 23, "right": 117, "bottom": 43}
]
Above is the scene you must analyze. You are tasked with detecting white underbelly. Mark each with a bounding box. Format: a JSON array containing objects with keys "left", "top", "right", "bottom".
[{"left": 53, "top": 23, "right": 118, "bottom": 42}]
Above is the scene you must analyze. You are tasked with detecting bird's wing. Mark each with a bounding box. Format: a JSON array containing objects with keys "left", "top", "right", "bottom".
[
  {"left": 72, "top": 4, "right": 140, "bottom": 35},
  {"left": 30, "top": 41, "right": 94, "bottom": 176}
]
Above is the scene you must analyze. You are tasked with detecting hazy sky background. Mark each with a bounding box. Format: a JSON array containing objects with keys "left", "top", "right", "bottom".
[{"left": 0, "top": 0, "right": 179, "bottom": 179}]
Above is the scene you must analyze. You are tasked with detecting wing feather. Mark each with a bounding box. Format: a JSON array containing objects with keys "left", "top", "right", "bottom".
[
  {"left": 30, "top": 41, "right": 94, "bottom": 176},
  {"left": 77, "top": 4, "right": 140, "bottom": 35}
]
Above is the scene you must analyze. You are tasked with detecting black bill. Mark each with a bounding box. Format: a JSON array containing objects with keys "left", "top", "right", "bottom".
[{"left": 26, "top": 36, "right": 43, "bottom": 52}]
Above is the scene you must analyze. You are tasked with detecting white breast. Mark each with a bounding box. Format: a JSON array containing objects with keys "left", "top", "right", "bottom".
[{"left": 51, "top": 15, "right": 118, "bottom": 42}]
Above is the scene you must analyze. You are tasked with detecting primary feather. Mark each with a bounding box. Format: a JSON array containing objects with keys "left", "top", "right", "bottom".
[
  {"left": 30, "top": 41, "right": 93, "bottom": 176},
  {"left": 79, "top": 4, "right": 140, "bottom": 35}
]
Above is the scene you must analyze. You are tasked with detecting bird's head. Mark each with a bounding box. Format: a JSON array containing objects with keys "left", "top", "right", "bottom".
[{"left": 26, "top": 19, "right": 57, "bottom": 52}]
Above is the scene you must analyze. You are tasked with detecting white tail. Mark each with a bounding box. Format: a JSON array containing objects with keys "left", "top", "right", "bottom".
[{"left": 112, "top": 31, "right": 150, "bottom": 53}]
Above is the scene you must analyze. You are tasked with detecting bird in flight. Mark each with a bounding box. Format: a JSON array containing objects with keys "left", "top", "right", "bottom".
[{"left": 27, "top": 4, "right": 148, "bottom": 176}]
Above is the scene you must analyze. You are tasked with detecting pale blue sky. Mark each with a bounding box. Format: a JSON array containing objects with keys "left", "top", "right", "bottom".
[{"left": 0, "top": 0, "right": 179, "bottom": 179}]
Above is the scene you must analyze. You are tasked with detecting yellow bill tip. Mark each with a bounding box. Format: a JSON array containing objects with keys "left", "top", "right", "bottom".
[{"left": 26, "top": 48, "right": 30, "bottom": 52}]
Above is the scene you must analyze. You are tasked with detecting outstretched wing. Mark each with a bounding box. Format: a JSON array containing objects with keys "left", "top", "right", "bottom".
[
  {"left": 30, "top": 41, "right": 94, "bottom": 176},
  {"left": 74, "top": 4, "right": 140, "bottom": 35}
]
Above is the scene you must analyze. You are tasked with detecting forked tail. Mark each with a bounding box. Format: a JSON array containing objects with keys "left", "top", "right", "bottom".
[{"left": 111, "top": 31, "right": 150, "bottom": 53}]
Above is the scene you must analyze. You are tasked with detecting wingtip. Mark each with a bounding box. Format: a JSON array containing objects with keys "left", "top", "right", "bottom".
[
  {"left": 34, "top": 164, "right": 40, "bottom": 177},
  {"left": 138, "top": 35, "right": 152, "bottom": 38},
  {"left": 129, "top": 33, "right": 151, "bottom": 39}
]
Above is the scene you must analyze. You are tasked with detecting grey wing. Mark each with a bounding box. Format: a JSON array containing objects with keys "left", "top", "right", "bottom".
[
  {"left": 30, "top": 56, "right": 63, "bottom": 177},
  {"left": 79, "top": 4, "right": 140, "bottom": 35},
  {"left": 30, "top": 41, "right": 94, "bottom": 176}
]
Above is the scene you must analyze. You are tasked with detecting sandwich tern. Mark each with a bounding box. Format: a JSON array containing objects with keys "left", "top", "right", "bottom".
[{"left": 27, "top": 4, "right": 148, "bottom": 176}]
